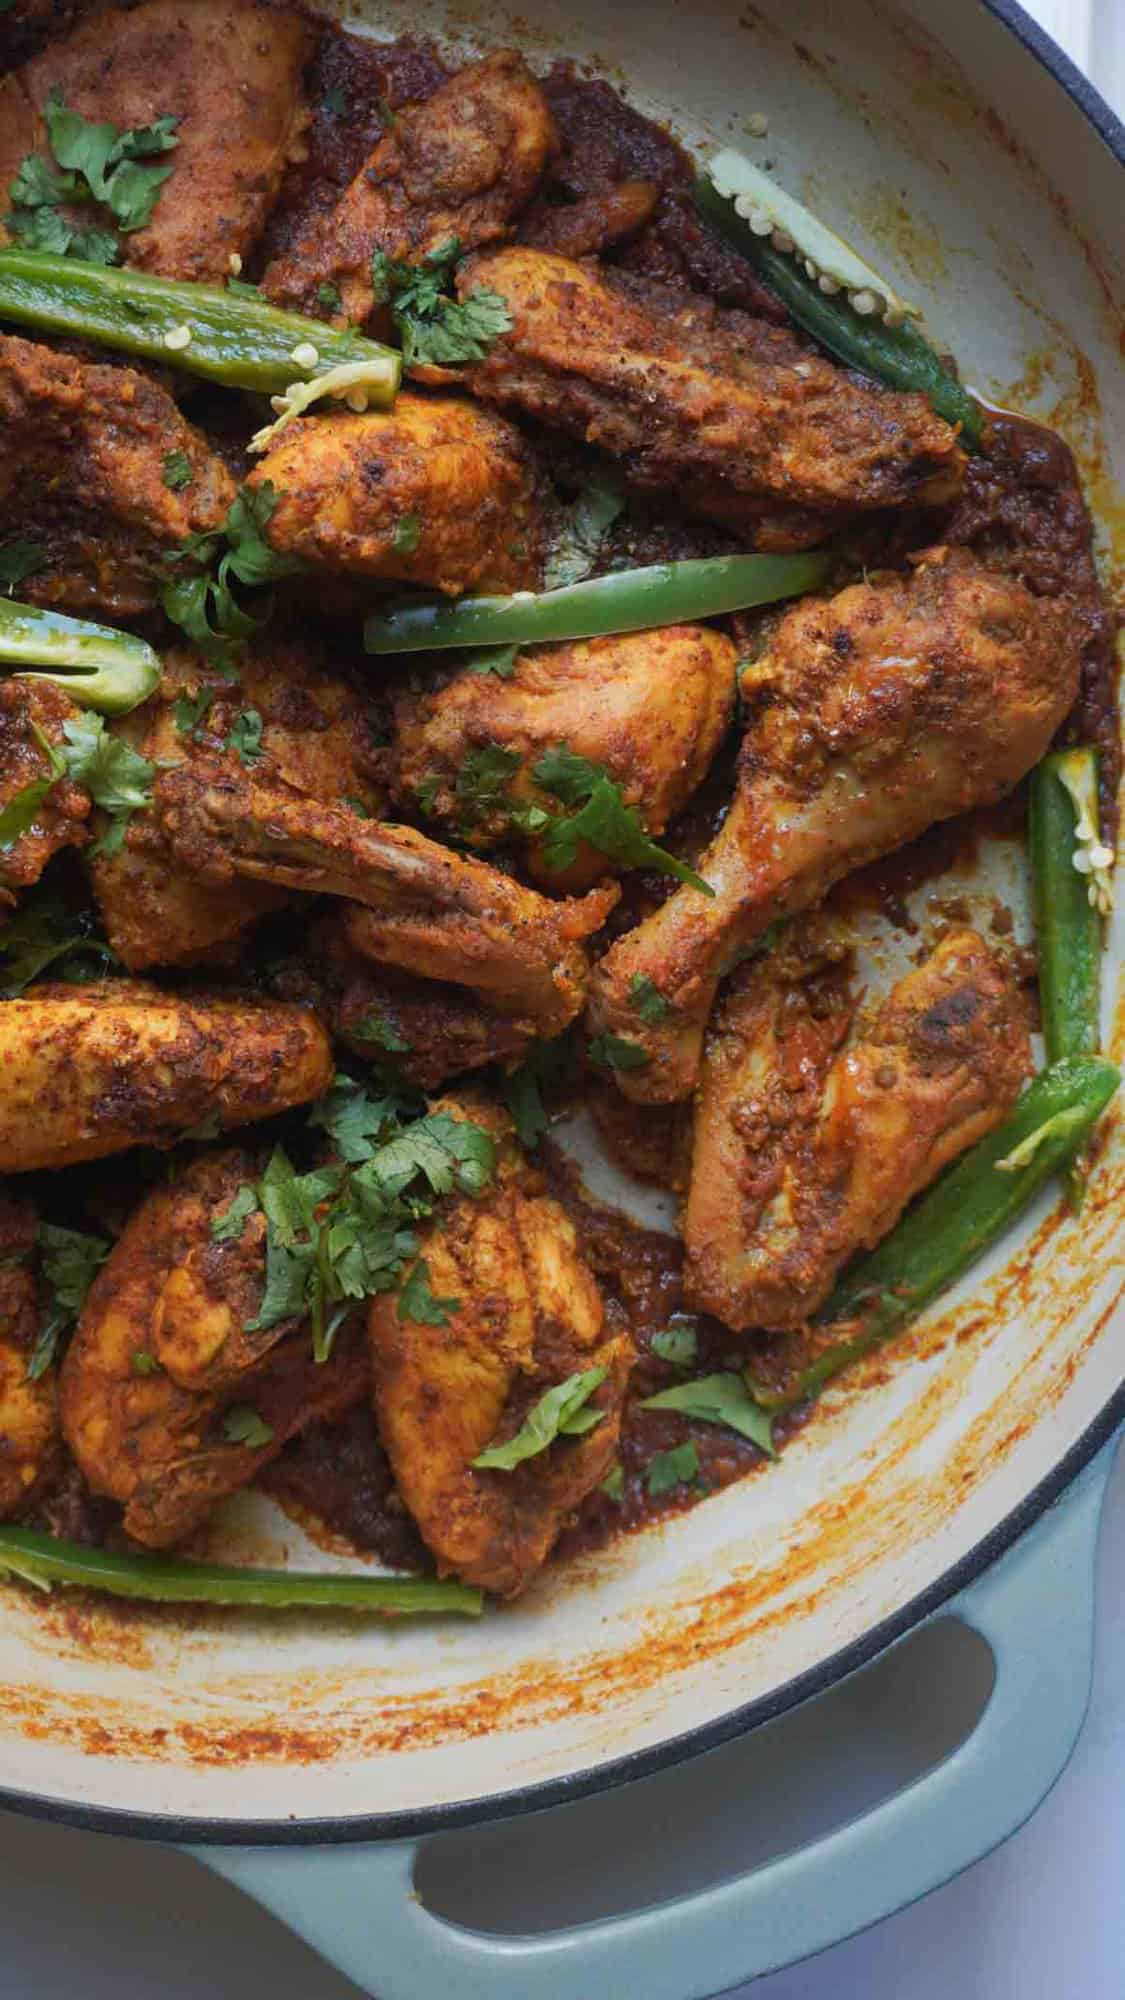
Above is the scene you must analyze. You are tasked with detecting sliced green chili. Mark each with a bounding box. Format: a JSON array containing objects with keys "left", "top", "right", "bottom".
[
  {"left": 365, "top": 551, "right": 833, "bottom": 655},
  {"left": 747, "top": 1056, "right": 1120, "bottom": 1415},
  {"left": 0, "top": 249, "right": 401, "bottom": 400},
  {"left": 0, "top": 1527, "right": 483, "bottom": 1615},
  {"left": 1029, "top": 749, "right": 1105, "bottom": 1062},
  {"left": 694, "top": 175, "right": 982, "bottom": 447},
  {"left": 0, "top": 598, "right": 160, "bottom": 714}
]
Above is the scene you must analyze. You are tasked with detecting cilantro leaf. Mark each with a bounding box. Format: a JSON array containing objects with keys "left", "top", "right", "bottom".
[
  {"left": 500, "top": 1030, "right": 576, "bottom": 1149},
  {"left": 316, "top": 280, "right": 342, "bottom": 311},
  {"left": 645, "top": 1440, "right": 700, "bottom": 1497},
  {"left": 641, "top": 1373, "right": 776, "bottom": 1456},
  {"left": 0, "top": 727, "right": 63, "bottom": 854},
  {"left": 0, "top": 541, "right": 46, "bottom": 594},
  {"left": 9, "top": 153, "right": 79, "bottom": 208},
  {"left": 599, "top": 1461, "right": 625, "bottom": 1501},
  {"left": 0, "top": 885, "right": 116, "bottom": 996},
  {"left": 132, "top": 1350, "right": 159, "bottom": 1375},
  {"left": 472, "top": 1366, "right": 608, "bottom": 1471},
  {"left": 372, "top": 238, "right": 512, "bottom": 368},
  {"left": 307, "top": 1073, "right": 411, "bottom": 1165},
  {"left": 172, "top": 686, "right": 218, "bottom": 738},
  {"left": 162, "top": 450, "right": 193, "bottom": 493},
  {"left": 466, "top": 644, "right": 518, "bottom": 679},
  {"left": 588, "top": 1031, "right": 649, "bottom": 1073},
  {"left": 392, "top": 513, "right": 422, "bottom": 556},
  {"left": 58, "top": 713, "right": 154, "bottom": 858},
  {"left": 222, "top": 1405, "right": 274, "bottom": 1449},
  {"left": 210, "top": 1184, "right": 258, "bottom": 1244},
  {"left": 364, "top": 1110, "right": 495, "bottom": 1199},
  {"left": 532, "top": 747, "right": 713, "bottom": 894},
  {"left": 396, "top": 1257, "right": 460, "bottom": 1326},
  {"left": 227, "top": 709, "right": 264, "bottom": 766},
  {"left": 163, "top": 482, "right": 304, "bottom": 666},
  {"left": 630, "top": 974, "right": 669, "bottom": 1024},
  {"left": 10, "top": 91, "right": 179, "bottom": 266},
  {"left": 650, "top": 1317, "right": 699, "bottom": 1367},
  {"left": 352, "top": 1013, "right": 410, "bottom": 1054},
  {"left": 454, "top": 743, "right": 523, "bottom": 829},
  {"left": 543, "top": 478, "right": 624, "bottom": 592},
  {"left": 29, "top": 1221, "right": 109, "bottom": 1380}
]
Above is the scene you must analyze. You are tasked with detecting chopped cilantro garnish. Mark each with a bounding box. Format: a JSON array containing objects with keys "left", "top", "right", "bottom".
[
  {"left": 162, "top": 449, "right": 193, "bottom": 492},
  {"left": 227, "top": 708, "right": 264, "bottom": 767},
  {"left": 57, "top": 713, "right": 155, "bottom": 859},
  {"left": 629, "top": 974, "right": 669, "bottom": 1024},
  {"left": 29, "top": 1222, "right": 109, "bottom": 1380},
  {"left": 543, "top": 478, "right": 624, "bottom": 592},
  {"left": 645, "top": 1440, "right": 700, "bottom": 1498},
  {"left": 371, "top": 237, "right": 512, "bottom": 368},
  {"left": 650, "top": 1317, "right": 699, "bottom": 1367},
  {"left": 533, "top": 745, "right": 713, "bottom": 893},
  {"left": 472, "top": 1366, "right": 607, "bottom": 1471},
  {"left": 131, "top": 1350, "right": 159, "bottom": 1376},
  {"left": 316, "top": 280, "right": 343, "bottom": 311},
  {"left": 222, "top": 1405, "right": 274, "bottom": 1449},
  {"left": 0, "top": 884, "right": 116, "bottom": 996},
  {"left": 7, "top": 90, "right": 179, "bottom": 262},
  {"left": 352, "top": 1013, "right": 410, "bottom": 1054},
  {"left": 396, "top": 1257, "right": 460, "bottom": 1326},
  {"left": 391, "top": 513, "right": 422, "bottom": 556},
  {"left": 641, "top": 1373, "right": 775, "bottom": 1457},
  {"left": 465, "top": 644, "right": 519, "bottom": 679},
  {"left": 162, "top": 481, "right": 305, "bottom": 669},
  {"left": 588, "top": 1031, "right": 650, "bottom": 1073}
]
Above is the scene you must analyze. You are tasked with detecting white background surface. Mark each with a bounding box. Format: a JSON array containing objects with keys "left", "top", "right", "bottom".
[{"left": 0, "top": 4, "right": 1120, "bottom": 1995}]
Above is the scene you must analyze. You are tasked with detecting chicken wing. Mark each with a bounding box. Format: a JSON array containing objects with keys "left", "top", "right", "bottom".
[
  {"left": 0, "top": 1191, "right": 60, "bottom": 1516},
  {"left": 684, "top": 930, "right": 1032, "bottom": 1330},
  {"left": 454, "top": 249, "right": 967, "bottom": 531},
  {"left": 263, "top": 50, "right": 554, "bottom": 323},
  {"left": 279, "top": 912, "right": 534, "bottom": 1088},
  {"left": 246, "top": 394, "right": 542, "bottom": 598},
  {"left": 0, "top": 980, "right": 331, "bottom": 1172},
  {"left": 369, "top": 1099, "right": 631, "bottom": 1596},
  {"left": 59, "top": 1151, "right": 368, "bottom": 1547},
  {"left": 0, "top": 680, "right": 90, "bottom": 912},
  {"left": 393, "top": 624, "right": 737, "bottom": 888},
  {"left": 0, "top": 0, "right": 314, "bottom": 282},
  {"left": 0, "top": 334, "right": 235, "bottom": 619},
  {"left": 88, "top": 634, "right": 385, "bottom": 969},
  {"left": 155, "top": 759, "right": 616, "bottom": 1037},
  {"left": 588, "top": 549, "right": 1082, "bottom": 1101}
]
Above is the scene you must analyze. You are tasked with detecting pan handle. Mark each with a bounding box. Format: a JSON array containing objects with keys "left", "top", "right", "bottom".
[{"left": 195, "top": 1435, "right": 1118, "bottom": 2000}]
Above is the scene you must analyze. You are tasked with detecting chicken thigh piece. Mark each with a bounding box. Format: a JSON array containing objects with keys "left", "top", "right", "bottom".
[
  {"left": 369, "top": 1099, "right": 631, "bottom": 1597},
  {"left": 0, "top": 0, "right": 314, "bottom": 282},
  {"left": 588, "top": 549, "right": 1082, "bottom": 1102},
  {"left": 247, "top": 394, "right": 542, "bottom": 598},
  {"left": 155, "top": 759, "right": 616, "bottom": 1037},
  {"left": 0, "top": 1191, "right": 61, "bottom": 1517},
  {"left": 0, "top": 334, "right": 235, "bottom": 619},
  {"left": 0, "top": 981, "right": 331, "bottom": 1172},
  {"left": 59, "top": 1152, "right": 368, "bottom": 1548},
  {"left": 684, "top": 930, "right": 1031, "bottom": 1331},
  {"left": 455, "top": 249, "right": 967, "bottom": 532},
  {"left": 0, "top": 679, "right": 90, "bottom": 913},
  {"left": 393, "top": 624, "right": 737, "bottom": 888},
  {"left": 87, "top": 634, "right": 385, "bottom": 970},
  {"left": 263, "top": 50, "right": 554, "bottom": 322}
]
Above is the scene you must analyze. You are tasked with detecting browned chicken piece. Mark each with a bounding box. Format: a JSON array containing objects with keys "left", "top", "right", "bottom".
[
  {"left": 684, "top": 930, "right": 1032, "bottom": 1331},
  {"left": 0, "top": 0, "right": 314, "bottom": 282},
  {"left": 588, "top": 549, "right": 1082, "bottom": 1102},
  {"left": 0, "top": 979, "right": 331, "bottom": 1173},
  {"left": 0, "top": 1191, "right": 61, "bottom": 1516},
  {"left": 519, "top": 180, "right": 660, "bottom": 260},
  {"left": 0, "top": 680, "right": 90, "bottom": 912},
  {"left": 586, "top": 1083, "right": 694, "bottom": 1195},
  {"left": 369, "top": 1099, "right": 631, "bottom": 1596},
  {"left": 455, "top": 249, "right": 967, "bottom": 533},
  {"left": 59, "top": 1152, "right": 368, "bottom": 1548},
  {"left": 247, "top": 394, "right": 542, "bottom": 598},
  {"left": 280, "top": 911, "right": 534, "bottom": 1088},
  {"left": 263, "top": 50, "right": 554, "bottom": 323},
  {"left": 0, "top": 334, "right": 235, "bottom": 620},
  {"left": 155, "top": 759, "right": 616, "bottom": 1037},
  {"left": 393, "top": 624, "right": 737, "bottom": 889},
  {"left": 88, "top": 635, "right": 385, "bottom": 970}
]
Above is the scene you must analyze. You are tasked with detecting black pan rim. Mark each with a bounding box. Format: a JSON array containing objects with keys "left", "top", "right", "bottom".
[{"left": 0, "top": 0, "right": 1121, "bottom": 1853}]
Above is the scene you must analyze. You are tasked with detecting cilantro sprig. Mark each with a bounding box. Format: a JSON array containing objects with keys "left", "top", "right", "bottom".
[
  {"left": 0, "top": 884, "right": 117, "bottom": 996},
  {"left": 162, "top": 483, "right": 305, "bottom": 669},
  {"left": 371, "top": 237, "right": 512, "bottom": 368},
  {"left": 29, "top": 1222, "right": 109, "bottom": 1380},
  {"left": 543, "top": 478, "right": 624, "bottom": 593},
  {"left": 7, "top": 89, "right": 179, "bottom": 265},
  {"left": 0, "top": 714, "right": 154, "bottom": 865},
  {"left": 471, "top": 1366, "right": 608, "bottom": 1471},
  {"left": 211, "top": 1083, "right": 496, "bottom": 1364}
]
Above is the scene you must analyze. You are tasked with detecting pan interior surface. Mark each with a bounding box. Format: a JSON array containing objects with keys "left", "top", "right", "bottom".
[{"left": 0, "top": 0, "right": 1121, "bottom": 1835}]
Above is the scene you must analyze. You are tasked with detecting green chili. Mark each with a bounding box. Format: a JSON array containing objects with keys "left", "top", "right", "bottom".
[
  {"left": 747, "top": 1056, "right": 1120, "bottom": 1415},
  {"left": 1029, "top": 749, "right": 1105, "bottom": 1061},
  {"left": 364, "top": 551, "right": 833, "bottom": 655},
  {"left": 0, "top": 598, "right": 160, "bottom": 714},
  {"left": 0, "top": 249, "right": 401, "bottom": 400},
  {"left": 0, "top": 1526, "right": 483, "bottom": 1615},
  {"left": 694, "top": 176, "right": 982, "bottom": 447}
]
